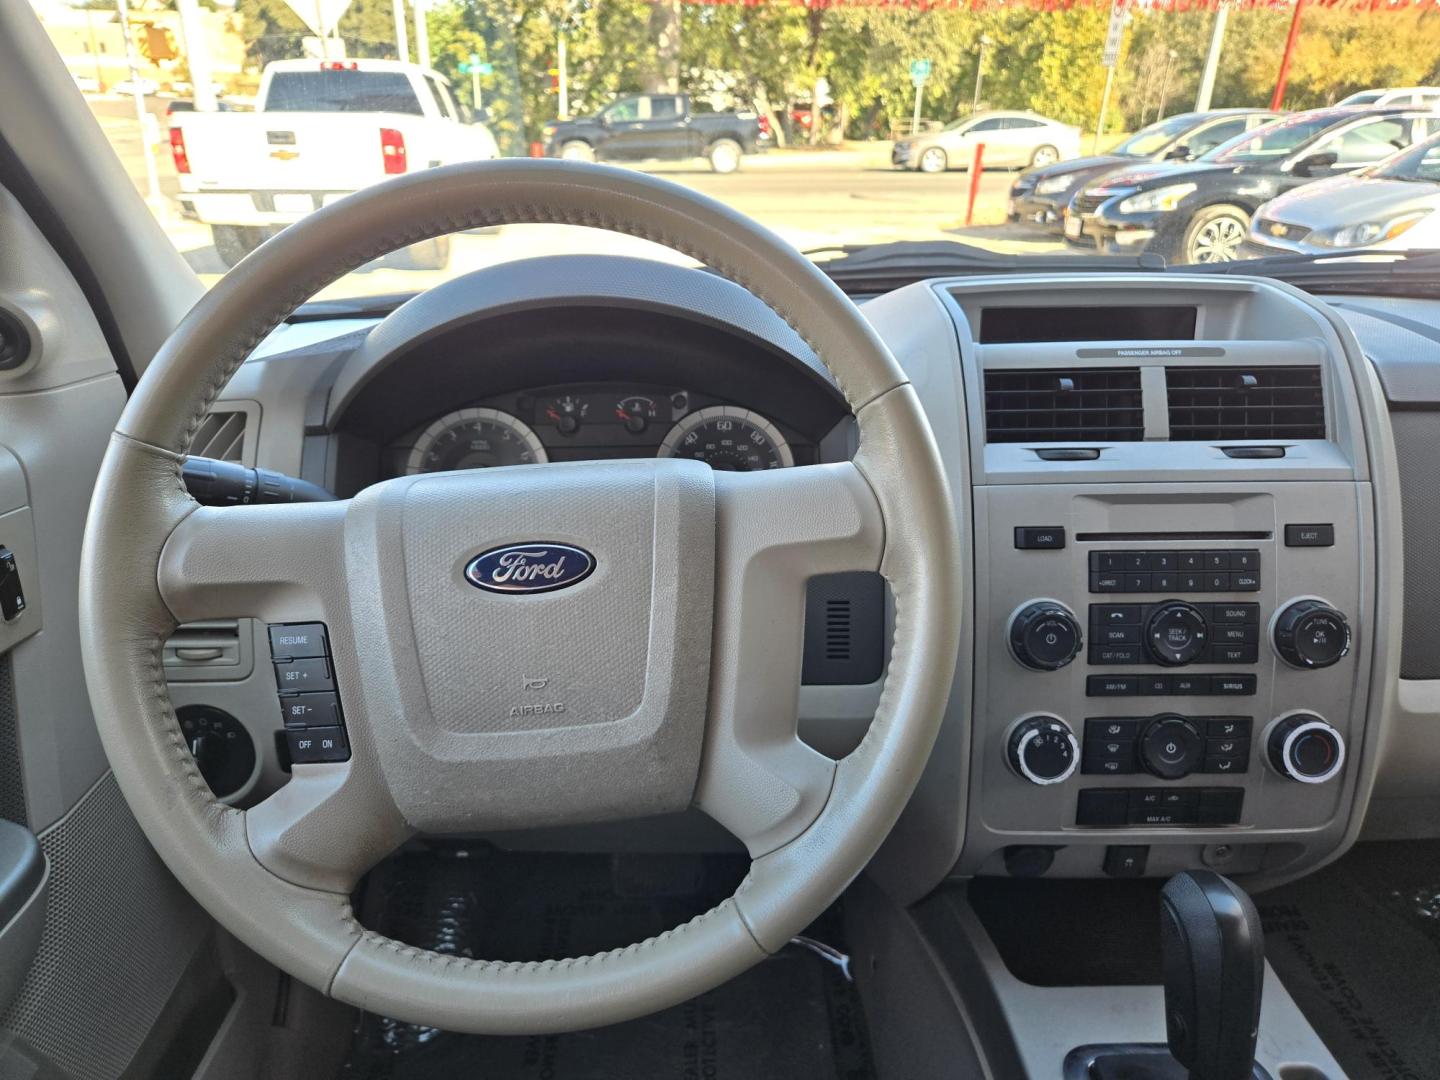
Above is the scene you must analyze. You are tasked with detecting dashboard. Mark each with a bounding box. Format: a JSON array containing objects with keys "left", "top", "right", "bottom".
[
  {"left": 174, "top": 249, "right": 1440, "bottom": 904},
  {"left": 386, "top": 384, "right": 809, "bottom": 476}
]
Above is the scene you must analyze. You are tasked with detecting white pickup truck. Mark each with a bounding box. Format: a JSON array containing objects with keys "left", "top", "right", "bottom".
[{"left": 170, "top": 59, "right": 499, "bottom": 269}]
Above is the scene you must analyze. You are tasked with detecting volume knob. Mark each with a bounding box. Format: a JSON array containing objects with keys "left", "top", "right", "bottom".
[{"left": 1009, "top": 602, "right": 1083, "bottom": 671}]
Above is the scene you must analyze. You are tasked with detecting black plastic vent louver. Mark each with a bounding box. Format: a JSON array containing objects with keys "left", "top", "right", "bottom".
[
  {"left": 984, "top": 368, "right": 1144, "bottom": 443},
  {"left": 1167, "top": 366, "right": 1324, "bottom": 441}
]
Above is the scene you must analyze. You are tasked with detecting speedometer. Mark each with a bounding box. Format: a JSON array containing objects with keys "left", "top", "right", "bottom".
[
  {"left": 405, "top": 407, "right": 548, "bottom": 474},
  {"left": 657, "top": 406, "right": 794, "bottom": 471}
]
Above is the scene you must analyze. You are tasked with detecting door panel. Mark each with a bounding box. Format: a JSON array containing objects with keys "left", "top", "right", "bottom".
[{"left": 0, "top": 185, "right": 213, "bottom": 1078}]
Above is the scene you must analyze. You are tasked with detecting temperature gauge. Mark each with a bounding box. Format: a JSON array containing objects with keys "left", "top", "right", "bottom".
[{"left": 615, "top": 395, "right": 659, "bottom": 435}]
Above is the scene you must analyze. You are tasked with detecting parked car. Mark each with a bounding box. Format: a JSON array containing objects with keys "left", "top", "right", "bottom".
[
  {"left": 1245, "top": 130, "right": 1440, "bottom": 256},
  {"left": 165, "top": 98, "right": 239, "bottom": 117},
  {"left": 169, "top": 59, "right": 499, "bottom": 269},
  {"left": 1337, "top": 86, "right": 1440, "bottom": 107},
  {"left": 893, "top": 110, "right": 1081, "bottom": 173},
  {"left": 112, "top": 76, "right": 158, "bottom": 96},
  {"left": 542, "top": 94, "right": 763, "bottom": 173},
  {"left": 1067, "top": 106, "right": 1435, "bottom": 263},
  {"left": 1008, "top": 109, "right": 1278, "bottom": 231}
]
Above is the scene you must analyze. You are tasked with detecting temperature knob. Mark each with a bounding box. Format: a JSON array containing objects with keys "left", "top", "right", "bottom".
[
  {"left": 1007, "top": 716, "right": 1079, "bottom": 785},
  {"left": 1009, "top": 602, "right": 1083, "bottom": 671},
  {"left": 1273, "top": 600, "right": 1350, "bottom": 669},
  {"left": 1267, "top": 714, "right": 1345, "bottom": 783},
  {"left": 1145, "top": 602, "right": 1209, "bottom": 666}
]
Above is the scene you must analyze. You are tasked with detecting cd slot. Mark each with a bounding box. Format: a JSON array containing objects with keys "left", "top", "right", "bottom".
[{"left": 1075, "top": 531, "right": 1271, "bottom": 542}]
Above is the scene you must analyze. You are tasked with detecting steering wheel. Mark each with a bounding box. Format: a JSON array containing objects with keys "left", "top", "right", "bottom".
[{"left": 78, "top": 161, "right": 961, "bottom": 1035}]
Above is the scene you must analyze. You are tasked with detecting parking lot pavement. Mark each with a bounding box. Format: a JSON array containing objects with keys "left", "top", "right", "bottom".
[{"left": 91, "top": 96, "right": 1078, "bottom": 298}]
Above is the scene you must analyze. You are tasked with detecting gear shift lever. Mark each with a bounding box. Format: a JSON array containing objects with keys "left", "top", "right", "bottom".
[{"left": 1160, "top": 870, "right": 1265, "bottom": 1080}]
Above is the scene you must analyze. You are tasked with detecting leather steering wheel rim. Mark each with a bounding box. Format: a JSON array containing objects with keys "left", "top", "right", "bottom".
[{"left": 79, "top": 160, "right": 962, "bottom": 1034}]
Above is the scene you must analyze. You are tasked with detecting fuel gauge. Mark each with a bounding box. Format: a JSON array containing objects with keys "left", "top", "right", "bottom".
[{"left": 545, "top": 394, "right": 589, "bottom": 436}]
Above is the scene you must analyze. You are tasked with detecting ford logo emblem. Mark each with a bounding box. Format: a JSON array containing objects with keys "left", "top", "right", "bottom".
[{"left": 464, "top": 543, "right": 595, "bottom": 594}]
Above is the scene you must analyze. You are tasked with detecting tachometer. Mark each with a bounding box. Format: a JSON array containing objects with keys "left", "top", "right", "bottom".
[
  {"left": 405, "top": 407, "right": 547, "bottom": 474},
  {"left": 657, "top": 406, "right": 793, "bottom": 471}
]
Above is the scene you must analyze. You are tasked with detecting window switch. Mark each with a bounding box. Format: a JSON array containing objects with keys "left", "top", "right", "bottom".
[{"left": 0, "top": 547, "right": 25, "bottom": 622}]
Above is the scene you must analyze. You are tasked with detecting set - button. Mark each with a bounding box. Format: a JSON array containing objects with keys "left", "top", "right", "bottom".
[
  {"left": 269, "top": 622, "right": 350, "bottom": 764},
  {"left": 1089, "top": 550, "right": 1260, "bottom": 594}
]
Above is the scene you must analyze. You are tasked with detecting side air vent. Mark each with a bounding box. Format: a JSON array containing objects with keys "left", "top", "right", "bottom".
[
  {"left": 1166, "top": 366, "right": 1324, "bottom": 441},
  {"left": 189, "top": 409, "right": 249, "bottom": 462},
  {"left": 984, "top": 368, "right": 1144, "bottom": 443}
]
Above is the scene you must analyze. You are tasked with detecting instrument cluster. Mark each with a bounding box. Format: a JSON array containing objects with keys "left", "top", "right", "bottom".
[{"left": 390, "top": 383, "right": 808, "bottom": 475}]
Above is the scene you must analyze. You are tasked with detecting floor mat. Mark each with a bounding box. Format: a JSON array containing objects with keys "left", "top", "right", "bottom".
[
  {"left": 340, "top": 848, "right": 873, "bottom": 1080},
  {"left": 1257, "top": 840, "right": 1440, "bottom": 1080}
]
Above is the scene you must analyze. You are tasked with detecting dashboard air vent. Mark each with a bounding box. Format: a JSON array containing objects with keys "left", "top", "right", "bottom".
[
  {"left": 189, "top": 409, "right": 248, "bottom": 462},
  {"left": 983, "top": 368, "right": 1144, "bottom": 443},
  {"left": 1166, "top": 366, "right": 1324, "bottom": 441}
]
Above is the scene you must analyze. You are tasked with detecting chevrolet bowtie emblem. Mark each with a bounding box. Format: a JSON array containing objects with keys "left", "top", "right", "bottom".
[
  {"left": 269, "top": 149, "right": 300, "bottom": 161},
  {"left": 1269, "top": 222, "right": 1286, "bottom": 237}
]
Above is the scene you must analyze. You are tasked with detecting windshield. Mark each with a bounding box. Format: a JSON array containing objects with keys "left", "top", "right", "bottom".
[
  {"left": 1210, "top": 112, "right": 1344, "bottom": 164},
  {"left": 1112, "top": 114, "right": 1200, "bottom": 157},
  {"left": 1370, "top": 133, "right": 1440, "bottom": 181},
  {"left": 51, "top": 1, "right": 1440, "bottom": 288}
]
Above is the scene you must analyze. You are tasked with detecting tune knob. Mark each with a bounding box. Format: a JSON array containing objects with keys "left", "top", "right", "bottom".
[
  {"left": 1139, "top": 714, "right": 1205, "bottom": 779},
  {"left": 1267, "top": 714, "right": 1345, "bottom": 783},
  {"left": 1273, "top": 600, "right": 1350, "bottom": 669},
  {"left": 1009, "top": 602, "right": 1083, "bottom": 671},
  {"left": 1008, "top": 716, "right": 1079, "bottom": 785},
  {"left": 1145, "top": 601, "right": 1209, "bottom": 666}
]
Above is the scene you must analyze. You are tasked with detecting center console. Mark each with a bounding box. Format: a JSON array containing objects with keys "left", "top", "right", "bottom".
[{"left": 928, "top": 275, "right": 1397, "bottom": 883}]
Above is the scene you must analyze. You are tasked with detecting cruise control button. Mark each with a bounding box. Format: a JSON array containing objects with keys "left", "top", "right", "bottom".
[
  {"left": 286, "top": 726, "right": 350, "bottom": 764},
  {"left": 273, "top": 657, "right": 335, "bottom": 693},
  {"left": 278, "top": 691, "right": 342, "bottom": 730},
  {"left": 268, "top": 622, "right": 329, "bottom": 659}
]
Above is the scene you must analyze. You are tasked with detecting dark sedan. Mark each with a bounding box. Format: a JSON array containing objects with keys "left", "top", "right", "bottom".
[
  {"left": 1066, "top": 106, "right": 1438, "bottom": 263},
  {"left": 1008, "top": 109, "right": 1276, "bottom": 232}
]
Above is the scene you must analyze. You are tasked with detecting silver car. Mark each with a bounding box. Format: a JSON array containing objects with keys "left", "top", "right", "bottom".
[
  {"left": 1247, "top": 131, "right": 1440, "bottom": 255},
  {"left": 892, "top": 110, "right": 1082, "bottom": 173}
]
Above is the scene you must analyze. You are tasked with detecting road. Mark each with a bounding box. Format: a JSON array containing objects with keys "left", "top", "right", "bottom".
[{"left": 89, "top": 95, "right": 1071, "bottom": 300}]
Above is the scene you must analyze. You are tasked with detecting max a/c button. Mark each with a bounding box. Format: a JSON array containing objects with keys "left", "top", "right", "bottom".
[{"left": 1015, "top": 526, "right": 1066, "bottom": 550}]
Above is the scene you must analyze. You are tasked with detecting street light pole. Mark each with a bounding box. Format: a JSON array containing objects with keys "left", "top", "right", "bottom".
[
  {"left": 115, "top": 0, "right": 161, "bottom": 207},
  {"left": 413, "top": 0, "right": 431, "bottom": 69},
  {"left": 392, "top": 0, "right": 409, "bottom": 63},
  {"left": 557, "top": 30, "right": 569, "bottom": 120},
  {"left": 973, "top": 34, "right": 993, "bottom": 112},
  {"left": 1157, "top": 49, "right": 1178, "bottom": 123},
  {"left": 1195, "top": 3, "right": 1228, "bottom": 111}
]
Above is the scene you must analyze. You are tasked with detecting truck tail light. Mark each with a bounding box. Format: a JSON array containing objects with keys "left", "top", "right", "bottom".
[
  {"left": 380, "top": 127, "right": 408, "bottom": 174},
  {"left": 169, "top": 126, "right": 191, "bottom": 174},
  {"left": 757, "top": 114, "right": 772, "bottom": 139},
  {"left": 321, "top": 61, "right": 359, "bottom": 71}
]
